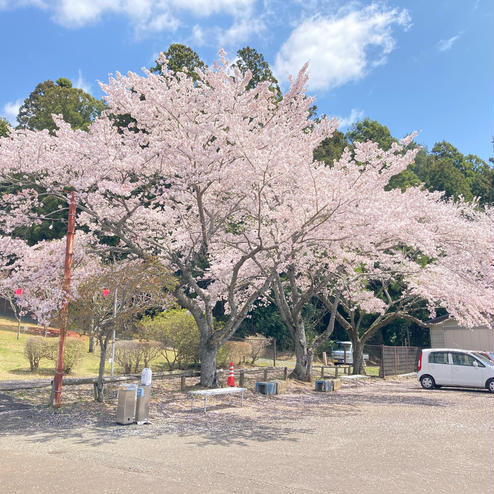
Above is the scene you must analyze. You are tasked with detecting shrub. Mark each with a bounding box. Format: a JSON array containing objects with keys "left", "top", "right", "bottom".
[
  {"left": 114, "top": 341, "right": 139, "bottom": 374},
  {"left": 44, "top": 338, "right": 86, "bottom": 374},
  {"left": 219, "top": 341, "right": 252, "bottom": 366},
  {"left": 114, "top": 340, "right": 162, "bottom": 374},
  {"left": 139, "top": 341, "right": 162, "bottom": 368},
  {"left": 24, "top": 337, "right": 48, "bottom": 372},
  {"left": 62, "top": 339, "right": 86, "bottom": 373},
  {"left": 216, "top": 344, "right": 229, "bottom": 368},
  {"left": 245, "top": 334, "right": 270, "bottom": 364},
  {"left": 140, "top": 309, "right": 200, "bottom": 369}
]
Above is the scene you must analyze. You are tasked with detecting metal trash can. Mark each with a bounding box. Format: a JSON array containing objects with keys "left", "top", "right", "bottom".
[
  {"left": 135, "top": 368, "right": 152, "bottom": 424},
  {"left": 116, "top": 384, "right": 137, "bottom": 424},
  {"left": 136, "top": 385, "right": 151, "bottom": 424}
]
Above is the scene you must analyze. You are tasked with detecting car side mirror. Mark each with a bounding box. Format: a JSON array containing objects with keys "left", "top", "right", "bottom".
[{"left": 473, "top": 361, "right": 479, "bottom": 367}]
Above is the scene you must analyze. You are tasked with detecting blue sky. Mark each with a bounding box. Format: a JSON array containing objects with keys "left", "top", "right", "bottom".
[{"left": 0, "top": 0, "right": 492, "bottom": 162}]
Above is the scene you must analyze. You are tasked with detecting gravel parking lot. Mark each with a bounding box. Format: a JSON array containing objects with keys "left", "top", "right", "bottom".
[{"left": 0, "top": 377, "right": 492, "bottom": 494}]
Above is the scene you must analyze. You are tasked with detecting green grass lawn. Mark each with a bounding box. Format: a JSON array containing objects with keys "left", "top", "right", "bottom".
[
  {"left": 0, "top": 315, "right": 383, "bottom": 381},
  {"left": 0, "top": 320, "right": 105, "bottom": 380},
  {"left": 0, "top": 316, "right": 185, "bottom": 381},
  {"left": 365, "top": 365, "right": 380, "bottom": 377}
]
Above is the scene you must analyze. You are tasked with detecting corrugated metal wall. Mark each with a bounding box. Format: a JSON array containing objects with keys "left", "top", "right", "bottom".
[
  {"left": 430, "top": 326, "right": 494, "bottom": 352},
  {"left": 444, "top": 328, "right": 493, "bottom": 352},
  {"left": 430, "top": 328, "right": 445, "bottom": 348}
]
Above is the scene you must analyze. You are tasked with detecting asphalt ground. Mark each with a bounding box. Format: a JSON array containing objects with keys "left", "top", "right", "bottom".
[{"left": 0, "top": 377, "right": 492, "bottom": 494}]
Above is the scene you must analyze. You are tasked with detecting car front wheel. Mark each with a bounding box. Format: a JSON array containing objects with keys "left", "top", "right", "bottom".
[
  {"left": 486, "top": 378, "right": 494, "bottom": 393},
  {"left": 420, "top": 375, "right": 436, "bottom": 390}
]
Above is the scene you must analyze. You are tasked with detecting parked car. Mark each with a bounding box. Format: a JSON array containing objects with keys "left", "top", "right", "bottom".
[
  {"left": 332, "top": 341, "right": 369, "bottom": 365},
  {"left": 418, "top": 348, "right": 494, "bottom": 392}
]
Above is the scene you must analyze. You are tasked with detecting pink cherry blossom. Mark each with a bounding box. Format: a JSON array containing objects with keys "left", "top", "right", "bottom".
[{"left": 0, "top": 52, "right": 492, "bottom": 385}]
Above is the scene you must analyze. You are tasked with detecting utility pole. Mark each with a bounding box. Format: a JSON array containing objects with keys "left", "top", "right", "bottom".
[
  {"left": 102, "top": 286, "right": 118, "bottom": 376},
  {"left": 110, "top": 287, "right": 118, "bottom": 376},
  {"left": 14, "top": 289, "right": 23, "bottom": 340},
  {"left": 52, "top": 191, "right": 76, "bottom": 408}
]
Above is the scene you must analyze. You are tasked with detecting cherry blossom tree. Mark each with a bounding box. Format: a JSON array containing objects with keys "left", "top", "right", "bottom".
[
  {"left": 0, "top": 236, "right": 29, "bottom": 339},
  {"left": 268, "top": 140, "right": 494, "bottom": 379},
  {"left": 0, "top": 233, "right": 97, "bottom": 331},
  {"left": 318, "top": 192, "right": 494, "bottom": 375},
  {"left": 1, "top": 51, "right": 491, "bottom": 388},
  {"left": 0, "top": 53, "right": 338, "bottom": 386},
  {"left": 266, "top": 137, "right": 422, "bottom": 380}
]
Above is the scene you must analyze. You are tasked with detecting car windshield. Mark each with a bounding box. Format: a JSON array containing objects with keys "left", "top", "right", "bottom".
[
  {"left": 333, "top": 343, "right": 351, "bottom": 351},
  {"left": 473, "top": 353, "right": 493, "bottom": 366}
]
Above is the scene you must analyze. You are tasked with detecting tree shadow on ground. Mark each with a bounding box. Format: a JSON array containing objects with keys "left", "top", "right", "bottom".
[
  {"left": 0, "top": 392, "right": 34, "bottom": 412},
  {"left": 0, "top": 380, "right": 487, "bottom": 449},
  {"left": 434, "top": 387, "right": 490, "bottom": 394},
  {"left": 8, "top": 368, "right": 54, "bottom": 377}
]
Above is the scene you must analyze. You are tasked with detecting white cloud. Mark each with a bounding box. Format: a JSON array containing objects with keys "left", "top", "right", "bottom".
[
  {"left": 274, "top": 4, "right": 411, "bottom": 91},
  {"left": 170, "top": 0, "right": 255, "bottom": 17},
  {"left": 437, "top": 34, "right": 461, "bottom": 52},
  {"left": 43, "top": 0, "right": 182, "bottom": 35},
  {"left": 2, "top": 99, "right": 23, "bottom": 126},
  {"left": 192, "top": 25, "right": 205, "bottom": 46},
  {"left": 336, "top": 108, "right": 364, "bottom": 129},
  {"left": 219, "top": 16, "right": 265, "bottom": 46},
  {"left": 145, "top": 12, "right": 179, "bottom": 33},
  {"left": 53, "top": 0, "right": 118, "bottom": 27},
  {"left": 4, "top": 0, "right": 255, "bottom": 34},
  {"left": 74, "top": 69, "right": 92, "bottom": 94},
  {"left": 0, "top": 0, "right": 262, "bottom": 43}
]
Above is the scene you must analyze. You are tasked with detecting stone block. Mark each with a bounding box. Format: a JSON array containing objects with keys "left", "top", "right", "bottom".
[
  {"left": 315, "top": 380, "right": 334, "bottom": 392},
  {"left": 255, "top": 381, "right": 277, "bottom": 395},
  {"left": 272, "top": 380, "right": 287, "bottom": 394}
]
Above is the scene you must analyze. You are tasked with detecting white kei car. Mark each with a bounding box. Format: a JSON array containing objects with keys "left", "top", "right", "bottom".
[{"left": 418, "top": 348, "right": 494, "bottom": 392}]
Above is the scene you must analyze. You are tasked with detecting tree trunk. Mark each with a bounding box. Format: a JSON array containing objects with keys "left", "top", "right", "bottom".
[
  {"left": 95, "top": 338, "right": 108, "bottom": 402},
  {"left": 88, "top": 318, "right": 95, "bottom": 353},
  {"left": 199, "top": 341, "right": 218, "bottom": 387},
  {"left": 352, "top": 339, "right": 366, "bottom": 375},
  {"left": 88, "top": 334, "right": 95, "bottom": 353},
  {"left": 290, "top": 320, "right": 313, "bottom": 382},
  {"left": 16, "top": 319, "right": 20, "bottom": 340}
]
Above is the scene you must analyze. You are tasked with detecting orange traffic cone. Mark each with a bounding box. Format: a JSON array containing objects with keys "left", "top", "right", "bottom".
[{"left": 227, "top": 362, "right": 235, "bottom": 387}]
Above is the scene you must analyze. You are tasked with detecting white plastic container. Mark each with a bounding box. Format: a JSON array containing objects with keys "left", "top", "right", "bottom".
[{"left": 141, "top": 367, "right": 152, "bottom": 386}]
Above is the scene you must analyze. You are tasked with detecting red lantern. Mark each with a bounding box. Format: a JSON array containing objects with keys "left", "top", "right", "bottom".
[
  {"left": 14, "top": 288, "right": 23, "bottom": 296},
  {"left": 102, "top": 288, "right": 110, "bottom": 298}
]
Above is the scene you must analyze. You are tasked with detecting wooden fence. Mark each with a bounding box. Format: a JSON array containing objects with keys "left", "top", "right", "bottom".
[
  {"left": 0, "top": 348, "right": 421, "bottom": 394},
  {"left": 375, "top": 345, "right": 421, "bottom": 377},
  {"left": 0, "top": 366, "right": 290, "bottom": 393}
]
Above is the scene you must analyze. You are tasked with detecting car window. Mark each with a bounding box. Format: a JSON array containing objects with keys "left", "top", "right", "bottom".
[
  {"left": 429, "top": 352, "right": 449, "bottom": 364},
  {"left": 472, "top": 353, "right": 492, "bottom": 366},
  {"left": 451, "top": 353, "right": 481, "bottom": 367}
]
